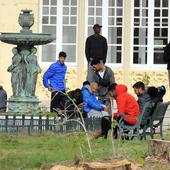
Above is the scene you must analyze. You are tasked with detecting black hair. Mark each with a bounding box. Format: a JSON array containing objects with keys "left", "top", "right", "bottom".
[
  {"left": 91, "top": 59, "right": 101, "bottom": 66},
  {"left": 147, "top": 86, "right": 158, "bottom": 98},
  {"left": 83, "top": 81, "right": 90, "bottom": 86},
  {"left": 133, "top": 81, "right": 145, "bottom": 90},
  {"left": 108, "top": 83, "right": 117, "bottom": 92},
  {"left": 59, "top": 51, "right": 67, "bottom": 58}
]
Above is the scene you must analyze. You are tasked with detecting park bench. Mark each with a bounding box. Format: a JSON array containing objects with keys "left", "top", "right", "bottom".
[
  {"left": 149, "top": 101, "right": 170, "bottom": 140},
  {"left": 117, "top": 101, "right": 157, "bottom": 140}
]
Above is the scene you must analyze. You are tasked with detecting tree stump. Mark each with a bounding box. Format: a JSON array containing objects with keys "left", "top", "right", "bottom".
[
  {"left": 50, "top": 159, "right": 132, "bottom": 170},
  {"left": 148, "top": 139, "right": 170, "bottom": 161}
]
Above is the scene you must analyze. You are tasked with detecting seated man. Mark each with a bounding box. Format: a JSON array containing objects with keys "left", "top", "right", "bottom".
[
  {"left": 82, "top": 82, "right": 109, "bottom": 118},
  {"left": 62, "top": 88, "right": 83, "bottom": 119},
  {"left": 95, "top": 84, "right": 140, "bottom": 139},
  {"left": 91, "top": 59, "right": 115, "bottom": 103},
  {"left": 133, "top": 81, "right": 150, "bottom": 112}
]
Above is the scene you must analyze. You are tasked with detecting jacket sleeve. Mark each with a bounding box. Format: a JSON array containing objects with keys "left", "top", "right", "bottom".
[
  {"left": 83, "top": 89, "right": 104, "bottom": 111},
  {"left": 43, "top": 64, "right": 56, "bottom": 88},
  {"left": 108, "top": 68, "right": 115, "bottom": 84},
  {"left": 114, "top": 95, "right": 126, "bottom": 117},
  {"left": 85, "top": 38, "right": 90, "bottom": 62},
  {"left": 103, "top": 38, "right": 108, "bottom": 64}
]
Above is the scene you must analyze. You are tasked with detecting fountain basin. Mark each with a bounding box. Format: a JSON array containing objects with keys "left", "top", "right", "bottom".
[{"left": 0, "top": 32, "right": 55, "bottom": 45}]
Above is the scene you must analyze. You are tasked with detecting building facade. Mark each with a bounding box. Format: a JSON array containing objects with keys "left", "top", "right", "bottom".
[{"left": 0, "top": 0, "right": 169, "bottom": 106}]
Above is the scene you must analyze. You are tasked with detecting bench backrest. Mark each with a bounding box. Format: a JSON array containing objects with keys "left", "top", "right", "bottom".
[
  {"left": 137, "top": 101, "right": 156, "bottom": 127},
  {"left": 151, "top": 101, "right": 170, "bottom": 123}
]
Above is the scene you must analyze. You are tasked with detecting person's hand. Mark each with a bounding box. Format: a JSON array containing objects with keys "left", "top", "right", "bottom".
[{"left": 48, "top": 87, "right": 54, "bottom": 92}]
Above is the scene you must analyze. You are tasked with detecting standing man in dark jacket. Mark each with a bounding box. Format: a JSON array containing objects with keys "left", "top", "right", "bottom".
[
  {"left": 0, "top": 85, "right": 7, "bottom": 112},
  {"left": 163, "top": 42, "right": 170, "bottom": 86},
  {"left": 43, "top": 52, "right": 67, "bottom": 112},
  {"left": 91, "top": 59, "right": 115, "bottom": 103},
  {"left": 85, "top": 24, "right": 108, "bottom": 83}
]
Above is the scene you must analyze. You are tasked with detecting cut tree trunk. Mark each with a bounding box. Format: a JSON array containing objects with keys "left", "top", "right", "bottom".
[{"left": 149, "top": 139, "right": 170, "bottom": 161}]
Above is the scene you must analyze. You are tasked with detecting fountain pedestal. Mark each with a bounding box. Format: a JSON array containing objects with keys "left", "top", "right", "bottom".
[{"left": 0, "top": 9, "right": 55, "bottom": 114}]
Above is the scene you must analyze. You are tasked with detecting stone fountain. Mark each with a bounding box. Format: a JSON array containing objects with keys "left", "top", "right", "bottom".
[{"left": 0, "top": 9, "right": 55, "bottom": 114}]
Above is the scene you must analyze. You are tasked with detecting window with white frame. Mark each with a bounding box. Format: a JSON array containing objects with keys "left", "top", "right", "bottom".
[
  {"left": 86, "top": 0, "right": 123, "bottom": 64},
  {"left": 41, "top": 0, "right": 78, "bottom": 63},
  {"left": 132, "top": 0, "right": 169, "bottom": 66},
  {"left": 154, "top": 0, "right": 168, "bottom": 64},
  {"left": 133, "top": 0, "right": 148, "bottom": 64}
]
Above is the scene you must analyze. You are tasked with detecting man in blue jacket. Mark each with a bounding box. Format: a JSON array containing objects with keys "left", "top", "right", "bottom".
[
  {"left": 82, "top": 82, "right": 109, "bottom": 118},
  {"left": 43, "top": 52, "right": 67, "bottom": 112}
]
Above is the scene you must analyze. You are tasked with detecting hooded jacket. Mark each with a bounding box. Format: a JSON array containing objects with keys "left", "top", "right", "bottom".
[
  {"left": 114, "top": 85, "right": 140, "bottom": 125},
  {"left": 43, "top": 60, "right": 67, "bottom": 91},
  {"left": 82, "top": 85, "right": 104, "bottom": 113}
]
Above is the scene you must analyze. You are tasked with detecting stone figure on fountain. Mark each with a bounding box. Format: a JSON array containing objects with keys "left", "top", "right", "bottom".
[
  {"left": 25, "top": 47, "right": 41, "bottom": 96},
  {"left": 7, "top": 47, "right": 23, "bottom": 97}
]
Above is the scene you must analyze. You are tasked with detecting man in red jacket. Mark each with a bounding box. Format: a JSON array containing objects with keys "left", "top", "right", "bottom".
[{"left": 95, "top": 84, "right": 140, "bottom": 139}]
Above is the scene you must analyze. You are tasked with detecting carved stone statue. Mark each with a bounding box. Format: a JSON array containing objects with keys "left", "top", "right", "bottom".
[
  {"left": 25, "top": 47, "right": 41, "bottom": 96},
  {"left": 7, "top": 47, "right": 22, "bottom": 96}
]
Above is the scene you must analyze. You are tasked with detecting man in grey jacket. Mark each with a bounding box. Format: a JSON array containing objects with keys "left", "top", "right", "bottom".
[
  {"left": 0, "top": 85, "right": 7, "bottom": 112},
  {"left": 91, "top": 59, "right": 115, "bottom": 103},
  {"left": 133, "top": 81, "right": 150, "bottom": 112}
]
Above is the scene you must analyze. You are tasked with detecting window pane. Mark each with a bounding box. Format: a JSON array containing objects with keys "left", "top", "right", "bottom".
[
  {"left": 154, "top": 9, "right": 160, "bottom": 17},
  {"left": 71, "top": 17, "right": 76, "bottom": 24},
  {"left": 63, "top": 7, "right": 69, "bottom": 15},
  {"left": 162, "top": 0, "right": 168, "bottom": 7},
  {"left": 42, "top": 26, "right": 56, "bottom": 36},
  {"left": 162, "top": 10, "right": 168, "bottom": 17},
  {"left": 88, "top": 17, "right": 94, "bottom": 25},
  {"left": 117, "top": 8, "right": 122, "bottom": 16},
  {"left": 89, "top": 0, "right": 95, "bottom": 6},
  {"left": 109, "top": 0, "right": 115, "bottom": 6},
  {"left": 63, "top": 0, "right": 69, "bottom": 5},
  {"left": 42, "top": 45, "right": 56, "bottom": 62},
  {"left": 108, "top": 18, "right": 114, "bottom": 25},
  {"left": 88, "top": 8, "right": 95, "bottom": 15},
  {"left": 96, "top": 0, "right": 102, "bottom": 6},
  {"left": 96, "top": 8, "right": 102, "bottom": 16},
  {"left": 50, "top": 16, "right": 56, "bottom": 24},
  {"left": 43, "top": 0, "right": 49, "bottom": 5},
  {"left": 51, "top": 0, "right": 57, "bottom": 6},
  {"left": 109, "top": 8, "right": 115, "bottom": 16},
  {"left": 50, "top": 7, "right": 57, "bottom": 15},
  {"left": 43, "top": 7, "right": 49, "bottom": 15},
  {"left": 96, "top": 17, "right": 102, "bottom": 25},
  {"left": 71, "top": 0, "right": 77, "bottom": 6},
  {"left": 155, "top": 0, "right": 160, "bottom": 7},
  {"left": 42, "top": 16, "right": 49, "bottom": 24},
  {"left": 107, "top": 46, "right": 121, "bottom": 63},
  {"left": 71, "top": 7, "right": 77, "bottom": 15},
  {"left": 154, "top": 48, "right": 165, "bottom": 64},
  {"left": 134, "top": 0, "right": 140, "bottom": 7},
  {"left": 63, "top": 26, "right": 76, "bottom": 43},
  {"left": 133, "top": 46, "right": 147, "bottom": 64},
  {"left": 63, "top": 16, "right": 69, "bottom": 24},
  {"left": 117, "top": 0, "right": 123, "bottom": 6},
  {"left": 62, "top": 45, "right": 76, "bottom": 62}
]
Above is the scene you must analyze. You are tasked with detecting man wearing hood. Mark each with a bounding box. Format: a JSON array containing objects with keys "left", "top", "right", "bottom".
[
  {"left": 95, "top": 84, "right": 140, "bottom": 139},
  {"left": 82, "top": 82, "right": 109, "bottom": 118},
  {"left": 43, "top": 52, "right": 67, "bottom": 112}
]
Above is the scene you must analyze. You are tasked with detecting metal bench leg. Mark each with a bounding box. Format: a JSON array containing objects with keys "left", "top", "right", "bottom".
[{"left": 160, "top": 122, "right": 163, "bottom": 140}]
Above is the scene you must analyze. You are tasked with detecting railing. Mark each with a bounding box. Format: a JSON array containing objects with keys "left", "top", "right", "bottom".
[
  {"left": 0, "top": 114, "right": 170, "bottom": 136},
  {"left": 0, "top": 115, "right": 101, "bottom": 135}
]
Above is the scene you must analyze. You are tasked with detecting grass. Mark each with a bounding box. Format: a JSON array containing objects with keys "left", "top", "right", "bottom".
[{"left": 0, "top": 132, "right": 169, "bottom": 170}]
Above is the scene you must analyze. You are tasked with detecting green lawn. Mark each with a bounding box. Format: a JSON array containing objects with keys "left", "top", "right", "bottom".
[{"left": 0, "top": 132, "right": 169, "bottom": 170}]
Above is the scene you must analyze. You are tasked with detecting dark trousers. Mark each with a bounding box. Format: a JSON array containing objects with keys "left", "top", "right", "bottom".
[
  {"left": 50, "top": 91, "right": 65, "bottom": 112},
  {"left": 101, "top": 116, "right": 131, "bottom": 139},
  {"left": 101, "top": 116, "right": 118, "bottom": 139}
]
